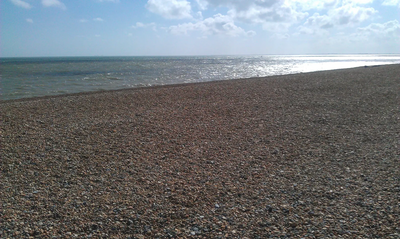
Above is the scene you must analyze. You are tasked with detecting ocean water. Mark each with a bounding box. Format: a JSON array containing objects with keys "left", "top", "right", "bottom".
[{"left": 1, "top": 54, "right": 400, "bottom": 101}]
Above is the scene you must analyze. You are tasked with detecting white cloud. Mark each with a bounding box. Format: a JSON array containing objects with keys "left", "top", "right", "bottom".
[
  {"left": 10, "top": 0, "right": 32, "bottom": 9},
  {"left": 93, "top": 18, "right": 104, "bottom": 22},
  {"left": 382, "top": 0, "right": 400, "bottom": 7},
  {"left": 195, "top": 11, "right": 203, "bottom": 20},
  {"left": 288, "top": 0, "right": 373, "bottom": 11},
  {"left": 231, "top": 3, "right": 308, "bottom": 31},
  {"left": 80, "top": 19, "right": 88, "bottom": 23},
  {"left": 271, "top": 32, "right": 290, "bottom": 39},
  {"left": 297, "top": 25, "right": 314, "bottom": 35},
  {"left": 286, "top": 0, "right": 338, "bottom": 11},
  {"left": 132, "top": 22, "right": 145, "bottom": 28},
  {"left": 355, "top": 20, "right": 400, "bottom": 40},
  {"left": 95, "top": 0, "right": 119, "bottom": 2},
  {"left": 41, "top": 0, "right": 66, "bottom": 10},
  {"left": 322, "top": 20, "right": 400, "bottom": 53},
  {"left": 343, "top": 0, "right": 373, "bottom": 4},
  {"left": 297, "top": 13, "right": 332, "bottom": 35},
  {"left": 145, "top": 0, "right": 397, "bottom": 48},
  {"left": 195, "top": 0, "right": 307, "bottom": 32},
  {"left": 169, "top": 14, "right": 255, "bottom": 37},
  {"left": 202, "top": 0, "right": 280, "bottom": 10},
  {"left": 199, "top": 0, "right": 377, "bottom": 31},
  {"left": 330, "top": 4, "right": 376, "bottom": 26},
  {"left": 132, "top": 22, "right": 157, "bottom": 31},
  {"left": 295, "top": 20, "right": 400, "bottom": 53},
  {"left": 146, "top": 0, "right": 192, "bottom": 19},
  {"left": 298, "top": 2, "right": 377, "bottom": 36},
  {"left": 196, "top": 0, "right": 209, "bottom": 10},
  {"left": 305, "top": 13, "right": 334, "bottom": 29},
  {"left": 26, "top": 18, "right": 33, "bottom": 23}
]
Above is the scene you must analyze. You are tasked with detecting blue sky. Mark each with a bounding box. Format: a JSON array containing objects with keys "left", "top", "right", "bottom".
[{"left": 2, "top": 0, "right": 399, "bottom": 57}]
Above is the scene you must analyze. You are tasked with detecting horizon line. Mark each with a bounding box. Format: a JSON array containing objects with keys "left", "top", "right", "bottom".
[{"left": 2, "top": 53, "right": 400, "bottom": 58}]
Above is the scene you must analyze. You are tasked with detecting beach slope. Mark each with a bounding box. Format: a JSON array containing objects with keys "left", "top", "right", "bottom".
[{"left": 1, "top": 65, "right": 399, "bottom": 238}]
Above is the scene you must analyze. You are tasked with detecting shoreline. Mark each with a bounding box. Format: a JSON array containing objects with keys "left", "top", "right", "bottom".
[
  {"left": 2, "top": 64, "right": 399, "bottom": 238},
  {"left": 1, "top": 64, "right": 396, "bottom": 103}
]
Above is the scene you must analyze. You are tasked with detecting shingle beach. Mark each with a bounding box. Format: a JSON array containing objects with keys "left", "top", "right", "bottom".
[{"left": 1, "top": 65, "right": 399, "bottom": 238}]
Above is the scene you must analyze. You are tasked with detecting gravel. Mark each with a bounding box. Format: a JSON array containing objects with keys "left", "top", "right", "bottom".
[{"left": 1, "top": 65, "right": 400, "bottom": 238}]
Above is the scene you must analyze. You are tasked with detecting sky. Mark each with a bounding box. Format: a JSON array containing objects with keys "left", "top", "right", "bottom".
[{"left": 1, "top": 0, "right": 400, "bottom": 57}]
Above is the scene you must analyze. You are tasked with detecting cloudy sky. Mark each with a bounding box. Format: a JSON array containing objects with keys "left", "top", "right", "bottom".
[{"left": 2, "top": 0, "right": 399, "bottom": 57}]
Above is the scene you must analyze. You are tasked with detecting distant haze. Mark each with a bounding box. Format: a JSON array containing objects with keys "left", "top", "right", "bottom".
[{"left": 2, "top": 0, "right": 400, "bottom": 57}]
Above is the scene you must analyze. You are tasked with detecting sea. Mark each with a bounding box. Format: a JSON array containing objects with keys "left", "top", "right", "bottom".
[{"left": 1, "top": 54, "right": 400, "bottom": 101}]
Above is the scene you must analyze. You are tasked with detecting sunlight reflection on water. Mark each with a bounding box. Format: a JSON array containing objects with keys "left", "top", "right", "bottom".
[{"left": 1, "top": 54, "right": 400, "bottom": 100}]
